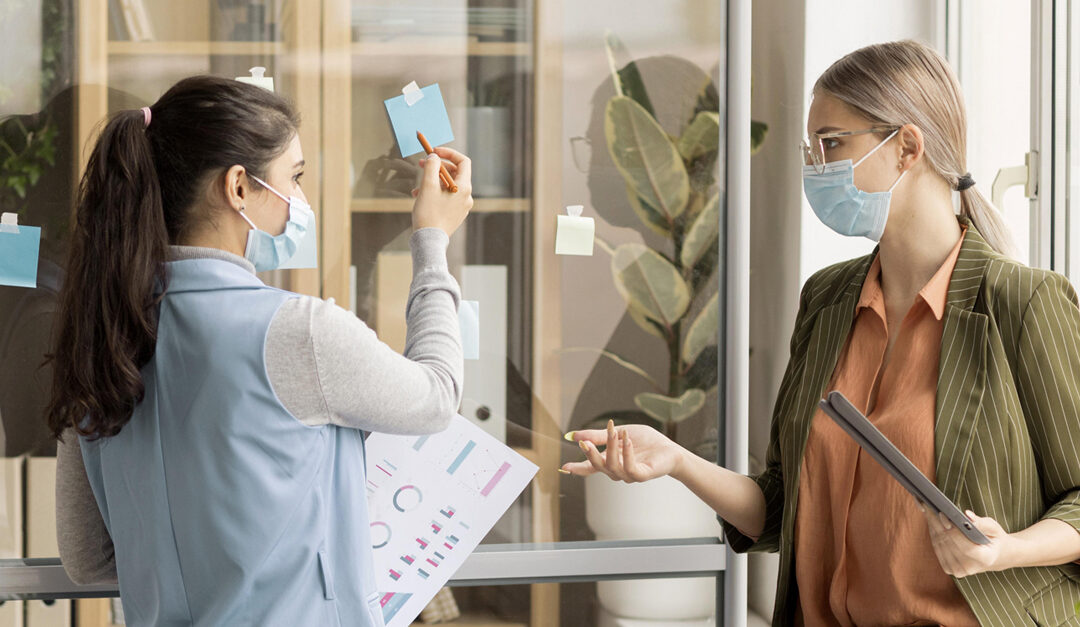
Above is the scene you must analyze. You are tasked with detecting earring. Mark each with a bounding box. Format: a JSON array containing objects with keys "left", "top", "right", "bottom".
[
  {"left": 239, "top": 205, "right": 245, "bottom": 212},
  {"left": 898, "top": 163, "right": 903, "bottom": 170}
]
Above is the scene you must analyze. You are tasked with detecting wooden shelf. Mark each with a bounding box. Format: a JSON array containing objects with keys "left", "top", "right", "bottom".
[
  {"left": 351, "top": 40, "right": 530, "bottom": 57},
  {"left": 352, "top": 198, "right": 529, "bottom": 213},
  {"left": 108, "top": 40, "right": 285, "bottom": 56}
]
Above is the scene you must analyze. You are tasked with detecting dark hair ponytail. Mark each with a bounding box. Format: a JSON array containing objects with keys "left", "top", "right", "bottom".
[{"left": 47, "top": 76, "right": 299, "bottom": 439}]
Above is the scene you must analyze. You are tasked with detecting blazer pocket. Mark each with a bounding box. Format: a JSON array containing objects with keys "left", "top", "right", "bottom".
[
  {"left": 1024, "top": 575, "right": 1080, "bottom": 626},
  {"left": 317, "top": 549, "right": 336, "bottom": 601}
]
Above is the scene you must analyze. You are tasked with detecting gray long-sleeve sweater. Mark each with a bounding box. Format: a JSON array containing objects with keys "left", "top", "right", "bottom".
[{"left": 55, "top": 228, "right": 463, "bottom": 585}]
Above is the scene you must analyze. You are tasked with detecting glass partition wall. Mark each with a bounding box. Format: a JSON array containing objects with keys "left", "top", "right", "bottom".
[{"left": 0, "top": 0, "right": 734, "bottom": 624}]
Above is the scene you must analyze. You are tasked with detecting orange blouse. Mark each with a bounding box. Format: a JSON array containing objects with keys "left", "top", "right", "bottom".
[{"left": 793, "top": 228, "right": 979, "bottom": 627}]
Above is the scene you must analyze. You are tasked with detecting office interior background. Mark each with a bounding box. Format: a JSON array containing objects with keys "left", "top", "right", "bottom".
[{"left": 0, "top": 0, "right": 1072, "bottom": 625}]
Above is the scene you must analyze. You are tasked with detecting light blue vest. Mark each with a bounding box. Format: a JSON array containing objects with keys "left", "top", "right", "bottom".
[{"left": 80, "top": 258, "right": 384, "bottom": 626}]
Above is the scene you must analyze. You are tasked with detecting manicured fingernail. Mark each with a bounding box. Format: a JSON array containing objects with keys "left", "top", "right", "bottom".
[
  {"left": 579, "top": 440, "right": 588, "bottom": 452},
  {"left": 563, "top": 431, "right": 576, "bottom": 442},
  {"left": 607, "top": 419, "right": 615, "bottom": 429},
  {"left": 557, "top": 468, "right": 571, "bottom": 475}
]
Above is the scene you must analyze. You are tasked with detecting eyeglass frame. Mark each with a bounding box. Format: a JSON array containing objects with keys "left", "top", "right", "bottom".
[{"left": 800, "top": 125, "right": 902, "bottom": 174}]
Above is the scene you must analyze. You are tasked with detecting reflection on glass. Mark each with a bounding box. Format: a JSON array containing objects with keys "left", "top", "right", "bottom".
[{"left": 2, "top": 0, "right": 727, "bottom": 624}]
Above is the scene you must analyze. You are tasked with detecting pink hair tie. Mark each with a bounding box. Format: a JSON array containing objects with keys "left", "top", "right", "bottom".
[{"left": 141, "top": 106, "right": 151, "bottom": 128}]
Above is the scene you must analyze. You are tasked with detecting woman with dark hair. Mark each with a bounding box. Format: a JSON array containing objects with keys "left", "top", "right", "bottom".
[{"left": 47, "top": 75, "right": 472, "bottom": 626}]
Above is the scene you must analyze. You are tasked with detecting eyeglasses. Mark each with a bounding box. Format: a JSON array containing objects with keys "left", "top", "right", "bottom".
[{"left": 800, "top": 126, "right": 900, "bottom": 174}]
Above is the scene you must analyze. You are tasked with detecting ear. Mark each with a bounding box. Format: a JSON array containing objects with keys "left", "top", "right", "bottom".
[
  {"left": 222, "top": 164, "right": 248, "bottom": 212},
  {"left": 897, "top": 124, "right": 924, "bottom": 173}
]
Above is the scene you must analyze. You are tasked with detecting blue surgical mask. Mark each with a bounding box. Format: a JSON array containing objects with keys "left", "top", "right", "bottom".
[
  {"left": 802, "top": 129, "right": 906, "bottom": 242},
  {"left": 239, "top": 175, "right": 314, "bottom": 272}
]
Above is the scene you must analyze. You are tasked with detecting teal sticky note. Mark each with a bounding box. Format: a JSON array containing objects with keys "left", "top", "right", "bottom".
[
  {"left": 384, "top": 83, "right": 454, "bottom": 158},
  {"left": 279, "top": 211, "right": 317, "bottom": 269},
  {"left": 0, "top": 219, "right": 41, "bottom": 288},
  {"left": 459, "top": 300, "right": 479, "bottom": 360}
]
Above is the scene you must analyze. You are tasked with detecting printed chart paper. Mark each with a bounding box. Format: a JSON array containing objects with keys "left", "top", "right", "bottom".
[{"left": 365, "top": 414, "right": 537, "bottom": 626}]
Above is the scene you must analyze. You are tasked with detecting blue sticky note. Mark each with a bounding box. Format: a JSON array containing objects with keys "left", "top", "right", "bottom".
[
  {"left": 384, "top": 83, "right": 454, "bottom": 157},
  {"left": 459, "top": 300, "right": 479, "bottom": 360},
  {"left": 0, "top": 222, "right": 41, "bottom": 288},
  {"left": 279, "top": 211, "right": 317, "bottom": 269}
]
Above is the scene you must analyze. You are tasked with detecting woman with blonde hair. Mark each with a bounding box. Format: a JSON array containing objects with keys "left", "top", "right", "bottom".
[{"left": 564, "top": 40, "right": 1080, "bottom": 625}]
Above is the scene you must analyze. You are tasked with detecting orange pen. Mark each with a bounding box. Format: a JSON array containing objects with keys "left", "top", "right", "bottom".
[{"left": 416, "top": 131, "right": 458, "bottom": 193}]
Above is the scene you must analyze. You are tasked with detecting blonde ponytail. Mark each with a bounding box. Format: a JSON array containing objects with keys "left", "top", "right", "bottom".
[
  {"left": 815, "top": 39, "right": 1018, "bottom": 258},
  {"left": 959, "top": 185, "right": 1019, "bottom": 259}
]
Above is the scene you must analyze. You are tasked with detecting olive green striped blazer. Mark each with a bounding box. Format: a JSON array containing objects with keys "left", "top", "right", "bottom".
[{"left": 724, "top": 220, "right": 1080, "bottom": 626}]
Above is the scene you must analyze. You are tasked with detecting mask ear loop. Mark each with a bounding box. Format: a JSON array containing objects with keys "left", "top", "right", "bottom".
[
  {"left": 853, "top": 128, "right": 901, "bottom": 168},
  {"left": 237, "top": 206, "right": 258, "bottom": 230},
  {"left": 248, "top": 174, "right": 290, "bottom": 204},
  {"left": 888, "top": 168, "right": 908, "bottom": 192}
]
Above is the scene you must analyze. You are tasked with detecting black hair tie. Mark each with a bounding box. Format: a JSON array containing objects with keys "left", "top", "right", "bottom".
[{"left": 956, "top": 173, "right": 976, "bottom": 191}]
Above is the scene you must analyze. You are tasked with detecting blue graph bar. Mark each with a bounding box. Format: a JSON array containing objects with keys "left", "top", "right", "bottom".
[
  {"left": 413, "top": 435, "right": 430, "bottom": 451},
  {"left": 447, "top": 440, "right": 476, "bottom": 475}
]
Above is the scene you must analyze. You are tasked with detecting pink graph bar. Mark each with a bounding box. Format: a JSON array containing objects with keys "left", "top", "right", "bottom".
[{"left": 480, "top": 462, "right": 512, "bottom": 497}]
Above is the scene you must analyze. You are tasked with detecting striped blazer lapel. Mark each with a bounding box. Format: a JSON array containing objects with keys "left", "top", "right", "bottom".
[
  {"left": 934, "top": 225, "right": 994, "bottom": 502},
  {"left": 791, "top": 259, "right": 873, "bottom": 472}
]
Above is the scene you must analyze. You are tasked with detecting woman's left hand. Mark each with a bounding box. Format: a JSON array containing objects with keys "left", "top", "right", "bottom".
[{"left": 921, "top": 503, "right": 1013, "bottom": 577}]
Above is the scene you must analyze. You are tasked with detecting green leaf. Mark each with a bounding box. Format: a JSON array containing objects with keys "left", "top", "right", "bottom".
[
  {"left": 685, "top": 345, "right": 719, "bottom": 392},
  {"left": 626, "top": 183, "right": 671, "bottom": 237},
  {"left": 690, "top": 238, "right": 720, "bottom": 296},
  {"left": 751, "top": 120, "right": 769, "bottom": 155},
  {"left": 603, "top": 31, "right": 657, "bottom": 118},
  {"left": 627, "top": 307, "right": 667, "bottom": 339},
  {"left": 619, "top": 61, "right": 657, "bottom": 120},
  {"left": 683, "top": 292, "right": 719, "bottom": 366},
  {"left": 681, "top": 192, "right": 719, "bottom": 269},
  {"left": 634, "top": 389, "right": 707, "bottom": 424},
  {"left": 611, "top": 243, "right": 691, "bottom": 330},
  {"left": 605, "top": 95, "right": 690, "bottom": 222},
  {"left": 677, "top": 111, "right": 720, "bottom": 161}
]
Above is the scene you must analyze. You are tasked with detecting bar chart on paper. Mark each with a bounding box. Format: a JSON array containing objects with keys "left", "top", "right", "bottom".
[{"left": 364, "top": 414, "right": 537, "bottom": 627}]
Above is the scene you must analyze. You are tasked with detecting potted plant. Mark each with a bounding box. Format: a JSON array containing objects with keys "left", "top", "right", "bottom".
[{"left": 568, "top": 33, "right": 766, "bottom": 624}]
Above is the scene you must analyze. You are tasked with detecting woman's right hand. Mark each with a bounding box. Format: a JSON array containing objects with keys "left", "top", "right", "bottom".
[
  {"left": 411, "top": 146, "right": 473, "bottom": 237},
  {"left": 562, "top": 421, "right": 689, "bottom": 483}
]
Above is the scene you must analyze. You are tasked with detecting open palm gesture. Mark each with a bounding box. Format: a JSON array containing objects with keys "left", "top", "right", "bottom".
[{"left": 562, "top": 421, "right": 686, "bottom": 483}]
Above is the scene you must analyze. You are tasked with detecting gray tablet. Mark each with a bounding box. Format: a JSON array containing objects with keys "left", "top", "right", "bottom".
[{"left": 818, "top": 391, "right": 990, "bottom": 545}]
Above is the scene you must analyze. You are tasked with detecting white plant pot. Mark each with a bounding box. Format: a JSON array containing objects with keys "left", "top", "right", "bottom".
[{"left": 585, "top": 473, "right": 723, "bottom": 622}]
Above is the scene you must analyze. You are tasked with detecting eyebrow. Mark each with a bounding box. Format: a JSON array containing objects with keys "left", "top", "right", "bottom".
[
  {"left": 294, "top": 160, "right": 305, "bottom": 169},
  {"left": 813, "top": 126, "right": 843, "bottom": 134}
]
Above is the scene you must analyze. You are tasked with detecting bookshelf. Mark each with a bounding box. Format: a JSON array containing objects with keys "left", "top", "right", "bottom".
[{"left": 74, "top": 0, "right": 563, "bottom": 624}]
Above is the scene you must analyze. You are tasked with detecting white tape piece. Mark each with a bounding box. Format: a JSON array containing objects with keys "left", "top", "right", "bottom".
[
  {"left": 0, "top": 212, "right": 18, "bottom": 233},
  {"left": 402, "top": 80, "right": 424, "bottom": 107},
  {"left": 554, "top": 206, "right": 594, "bottom": 256},
  {"left": 237, "top": 66, "right": 275, "bottom": 92}
]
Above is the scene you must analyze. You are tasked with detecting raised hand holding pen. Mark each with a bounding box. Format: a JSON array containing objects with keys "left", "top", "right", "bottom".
[
  {"left": 411, "top": 145, "right": 473, "bottom": 236},
  {"left": 417, "top": 131, "right": 457, "bottom": 192}
]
